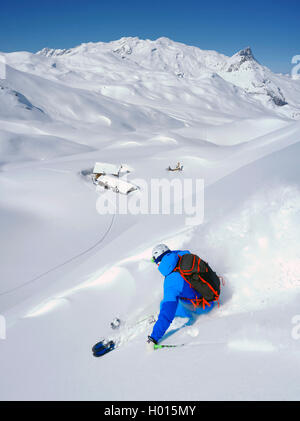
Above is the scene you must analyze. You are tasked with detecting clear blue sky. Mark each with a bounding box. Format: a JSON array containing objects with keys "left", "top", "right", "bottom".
[{"left": 1, "top": 0, "right": 299, "bottom": 73}]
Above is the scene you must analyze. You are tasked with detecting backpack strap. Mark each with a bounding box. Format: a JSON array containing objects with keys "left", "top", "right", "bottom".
[
  {"left": 198, "top": 273, "right": 220, "bottom": 302},
  {"left": 180, "top": 296, "right": 212, "bottom": 309},
  {"left": 174, "top": 255, "right": 194, "bottom": 290}
]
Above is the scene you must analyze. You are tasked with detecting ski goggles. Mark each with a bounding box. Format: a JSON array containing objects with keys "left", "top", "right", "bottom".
[{"left": 151, "top": 250, "right": 169, "bottom": 264}]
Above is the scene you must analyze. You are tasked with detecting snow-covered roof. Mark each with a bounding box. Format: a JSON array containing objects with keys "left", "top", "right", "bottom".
[
  {"left": 97, "top": 175, "right": 137, "bottom": 194},
  {"left": 93, "top": 162, "right": 121, "bottom": 175}
]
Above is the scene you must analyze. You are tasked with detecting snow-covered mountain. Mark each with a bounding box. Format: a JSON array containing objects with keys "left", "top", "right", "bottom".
[
  {"left": 36, "top": 37, "right": 299, "bottom": 112},
  {"left": 0, "top": 37, "right": 300, "bottom": 400}
]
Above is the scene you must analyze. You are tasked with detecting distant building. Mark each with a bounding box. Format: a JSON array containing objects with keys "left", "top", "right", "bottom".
[
  {"left": 92, "top": 162, "right": 136, "bottom": 194},
  {"left": 93, "top": 162, "right": 122, "bottom": 180},
  {"left": 97, "top": 175, "right": 137, "bottom": 195}
]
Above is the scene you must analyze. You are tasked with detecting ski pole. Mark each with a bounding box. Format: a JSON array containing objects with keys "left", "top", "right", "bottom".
[
  {"left": 154, "top": 340, "right": 226, "bottom": 350},
  {"left": 154, "top": 343, "right": 185, "bottom": 349}
]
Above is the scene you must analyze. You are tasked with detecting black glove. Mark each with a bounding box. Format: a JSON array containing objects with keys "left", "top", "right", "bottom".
[{"left": 147, "top": 335, "right": 158, "bottom": 345}]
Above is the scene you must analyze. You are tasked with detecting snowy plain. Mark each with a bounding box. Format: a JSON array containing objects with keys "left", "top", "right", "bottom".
[{"left": 0, "top": 37, "right": 300, "bottom": 400}]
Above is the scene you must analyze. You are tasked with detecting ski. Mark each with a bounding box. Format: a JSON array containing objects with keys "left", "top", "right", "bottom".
[
  {"left": 110, "top": 315, "right": 156, "bottom": 331},
  {"left": 92, "top": 340, "right": 116, "bottom": 357},
  {"left": 110, "top": 317, "right": 121, "bottom": 330},
  {"left": 92, "top": 314, "right": 156, "bottom": 357}
]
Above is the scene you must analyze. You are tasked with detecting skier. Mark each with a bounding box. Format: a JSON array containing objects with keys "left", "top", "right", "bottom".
[
  {"left": 92, "top": 244, "right": 220, "bottom": 357},
  {"left": 147, "top": 244, "right": 220, "bottom": 345}
]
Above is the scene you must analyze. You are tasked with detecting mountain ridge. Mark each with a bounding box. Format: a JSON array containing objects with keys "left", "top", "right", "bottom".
[{"left": 34, "top": 36, "right": 296, "bottom": 111}]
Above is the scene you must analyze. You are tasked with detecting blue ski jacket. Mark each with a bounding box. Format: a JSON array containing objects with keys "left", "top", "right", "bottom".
[{"left": 150, "top": 249, "right": 204, "bottom": 343}]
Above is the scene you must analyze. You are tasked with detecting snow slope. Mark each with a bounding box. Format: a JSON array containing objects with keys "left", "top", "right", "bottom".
[{"left": 0, "top": 37, "right": 300, "bottom": 400}]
